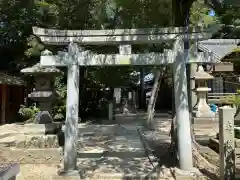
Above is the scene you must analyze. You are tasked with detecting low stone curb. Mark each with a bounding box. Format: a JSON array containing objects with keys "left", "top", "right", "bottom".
[
  {"left": 0, "top": 148, "right": 62, "bottom": 164},
  {"left": 0, "top": 163, "right": 20, "bottom": 180},
  {"left": 0, "top": 135, "right": 59, "bottom": 148}
]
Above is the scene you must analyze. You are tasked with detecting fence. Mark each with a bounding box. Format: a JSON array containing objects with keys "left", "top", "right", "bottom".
[{"left": 208, "top": 93, "right": 237, "bottom": 105}]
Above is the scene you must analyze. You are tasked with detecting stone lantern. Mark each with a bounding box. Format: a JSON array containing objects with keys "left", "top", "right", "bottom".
[
  {"left": 21, "top": 50, "right": 62, "bottom": 124},
  {"left": 192, "top": 65, "right": 214, "bottom": 118}
]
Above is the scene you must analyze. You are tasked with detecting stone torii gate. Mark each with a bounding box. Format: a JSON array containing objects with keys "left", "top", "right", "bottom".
[{"left": 33, "top": 25, "right": 219, "bottom": 175}]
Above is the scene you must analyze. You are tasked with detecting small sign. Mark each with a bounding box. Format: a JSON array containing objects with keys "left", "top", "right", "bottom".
[
  {"left": 119, "top": 56, "right": 131, "bottom": 65},
  {"left": 209, "top": 9, "right": 215, "bottom": 17}
]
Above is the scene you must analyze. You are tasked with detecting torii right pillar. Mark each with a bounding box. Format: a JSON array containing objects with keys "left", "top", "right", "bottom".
[{"left": 173, "top": 37, "right": 193, "bottom": 170}]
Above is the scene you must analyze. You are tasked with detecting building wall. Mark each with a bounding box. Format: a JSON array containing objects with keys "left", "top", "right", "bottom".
[
  {"left": 209, "top": 76, "right": 238, "bottom": 94},
  {"left": 209, "top": 77, "right": 224, "bottom": 93},
  {"left": 0, "top": 85, "right": 25, "bottom": 124}
]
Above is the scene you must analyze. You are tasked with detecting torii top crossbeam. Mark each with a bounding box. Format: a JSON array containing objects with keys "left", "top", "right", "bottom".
[
  {"left": 34, "top": 25, "right": 222, "bottom": 66},
  {"left": 33, "top": 25, "right": 221, "bottom": 45}
]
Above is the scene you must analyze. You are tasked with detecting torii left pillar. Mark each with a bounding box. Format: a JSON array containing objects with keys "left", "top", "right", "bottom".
[
  {"left": 62, "top": 42, "right": 80, "bottom": 175},
  {"left": 41, "top": 42, "right": 80, "bottom": 175}
]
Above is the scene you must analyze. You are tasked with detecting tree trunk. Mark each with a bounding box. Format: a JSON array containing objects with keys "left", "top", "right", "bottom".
[
  {"left": 146, "top": 67, "right": 166, "bottom": 129},
  {"left": 139, "top": 67, "right": 146, "bottom": 110},
  {"left": 172, "top": 0, "right": 195, "bottom": 26}
]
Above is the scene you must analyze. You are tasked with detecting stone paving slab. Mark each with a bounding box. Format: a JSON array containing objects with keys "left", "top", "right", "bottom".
[
  {"left": 77, "top": 124, "right": 146, "bottom": 159},
  {"left": 77, "top": 157, "right": 158, "bottom": 178},
  {"left": 75, "top": 123, "right": 159, "bottom": 178}
]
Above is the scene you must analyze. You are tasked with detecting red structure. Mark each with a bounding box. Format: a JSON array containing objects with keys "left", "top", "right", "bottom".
[{"left": 0, "top": 72, "right": 26, "bottom": 124}]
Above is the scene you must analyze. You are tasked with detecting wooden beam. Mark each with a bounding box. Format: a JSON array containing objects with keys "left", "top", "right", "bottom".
[
  {"left": 213, "top": 63, "right": 234, "bottom": 72},
  {"left": 32, "top": 25, "right": 221, "bottom": 45},
  {"left": 1, "top": 84, "right": 7, "bottom": 124}
]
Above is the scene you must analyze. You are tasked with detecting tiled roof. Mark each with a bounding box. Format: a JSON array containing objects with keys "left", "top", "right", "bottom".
[{"left": 198, "top": 39, "right": 240, "bottom": 62}]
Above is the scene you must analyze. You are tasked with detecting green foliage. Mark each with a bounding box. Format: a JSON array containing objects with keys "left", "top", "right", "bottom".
[
  {"left": 225, "top": 89, "right": 240, "bottom": 108},
  {"left": 2, "top": 0, "right": 240, "bottom": 122},
  {"left": 25, "top": 35, "right": 44, "bottom": 57},
  {"left": 52, "top": 75, "right": 67, "bottom": 121},
  {"left": 88, "top": 66, "right": 136, "bottom": 87},
  {"left": 18, "top": 103, "right": 40, "bottom": 123},
  {"left": 190, "top": 0, "right": 219, "bottom": 26},
  {"left": 18, "top": 76, "right": 67, "bottom": 122}
]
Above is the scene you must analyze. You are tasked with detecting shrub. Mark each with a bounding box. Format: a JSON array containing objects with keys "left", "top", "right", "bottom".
[{"left": 18, "top": 103, "right": 40, "bottom": 123}]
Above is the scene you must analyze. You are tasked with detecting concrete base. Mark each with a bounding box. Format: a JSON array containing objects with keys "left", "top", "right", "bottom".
[
  {"left": 192, "top": 111, "right": 216, "bottom": 119},
  {"left": 173, "top": 167, "right": 202, "bottom": 179},
  {"left": 193, "top": 117, "right": 218, "bottom": 124}
]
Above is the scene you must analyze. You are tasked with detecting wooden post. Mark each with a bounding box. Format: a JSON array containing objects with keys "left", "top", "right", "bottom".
[
  {"left": 173, "top": 37, "right": 193, "bottom": 170},
  {"left": 108, "top": 102, "right": 113, "bottom": 121},
  {"left": 1, "top": 85, "right": 7, "bottom": 124},
  {"left": 114, "top": 88, "right": 121, "bottom": 105},
  {"left": 189, "top": 63, "right": 198, "bottom": 110},
  {"left": 139, "top": 68, "right": 146, "bottom": 110},
  {"left": 219, "top": 106, "right": 235, "bottom": 180}
]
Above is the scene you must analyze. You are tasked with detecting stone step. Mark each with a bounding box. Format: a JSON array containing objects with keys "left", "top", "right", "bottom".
[
  {"left": 209, "top": 138, "right": 240, "bottom": 151},
  {"left": 0, "top": 123, "right": 62, "bottom": 137},
  {"left": 77, "top": 124, "right": 117, "bottom": 133},
  {"left": 0, "top": 148, "right": 62, "bottom": 164},
  {"left": 0, "top": 133, "right": 14, "bottom": 140},
  {"left": 0, "top": 135, "right": 59, "bottom": 148}
]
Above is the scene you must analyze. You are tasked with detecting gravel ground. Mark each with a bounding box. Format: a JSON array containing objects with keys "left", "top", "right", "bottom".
[
  {"left": 0, "top": 115, "right": 220, "bottom": 180},
  {"left": 16, "top": 164, "right": 80, "bottom": 180}
]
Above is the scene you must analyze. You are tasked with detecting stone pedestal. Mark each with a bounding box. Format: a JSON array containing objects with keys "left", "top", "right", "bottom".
[
  {"left": 193, "top": 87, "right": 214, "bottom": 118},
  {"left": 21, "top": 52, "right": 62, "bottom": 124},
  {"left": 35, "top": 111, "right": 53, "bottom": 124}
]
